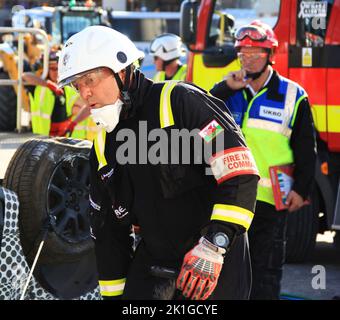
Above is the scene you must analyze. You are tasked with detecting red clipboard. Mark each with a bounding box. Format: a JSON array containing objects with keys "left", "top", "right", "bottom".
[{"left": 269, "top": 164, "right": 294, "bottom": 211}]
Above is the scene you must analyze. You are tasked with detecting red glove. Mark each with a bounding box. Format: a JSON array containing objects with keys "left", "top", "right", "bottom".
[
  {"left": 176, "top": 237, "right": 225, "bottom": 300},
  {"left": 63, "top": 118, "right": 77, "bottom": 136},
  {"left": 47, "top": 80, "right": 64, "bottom": 96},
  {"left": 52, "top": 118, "right": 77, "bottom": 137}
]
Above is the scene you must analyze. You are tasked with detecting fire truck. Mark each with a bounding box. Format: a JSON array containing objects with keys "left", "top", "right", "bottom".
[{"left": 180, "top": 0, "right": 340, "bottom": 261}]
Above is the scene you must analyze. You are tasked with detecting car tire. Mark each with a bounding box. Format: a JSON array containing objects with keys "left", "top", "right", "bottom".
[
  {"left": 3, "top": 137, "right": 94, "bottom": 265},
  {"left": 285, "top": 189, "right": 320, "bottom": 263},
  {"left": 0, "top": 71, "right": 17, "bottom": 132}
]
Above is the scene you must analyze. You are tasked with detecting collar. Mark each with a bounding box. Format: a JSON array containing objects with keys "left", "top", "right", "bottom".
[
  {"left": 245, "top": 70, "right": 285, "bottom": 102},
  {"left": 120, "top": 69, "right": 153, "bottom": 120},
  {"left": 247, "top": 68, "right": 273, "bottom": 96}
]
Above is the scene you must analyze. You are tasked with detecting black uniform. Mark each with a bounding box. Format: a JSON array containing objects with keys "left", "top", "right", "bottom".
[
  {"left": 211, "top": 71, "right": 316, "bottom": 299},
  {"left": 89, "top": 70, "right": 259, "bottom": 300}
]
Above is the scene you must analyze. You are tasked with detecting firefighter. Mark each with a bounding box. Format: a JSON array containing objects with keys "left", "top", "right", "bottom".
[
  {"left": 210, "top": 21, "right": 316, "bottom": 300},
  {"left": 58, "top": 25, "right": 259, "bottom": 300},
  {"left": 149, "top": 33, "right": 187, "bottom": 81},
  {"left": 23, "top": 50, "right": 90, "bottom": 138}
]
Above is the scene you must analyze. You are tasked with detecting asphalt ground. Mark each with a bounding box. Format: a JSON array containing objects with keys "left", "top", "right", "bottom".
[{"left": 281, "top": 232, "right": 340, "bottom": 300}]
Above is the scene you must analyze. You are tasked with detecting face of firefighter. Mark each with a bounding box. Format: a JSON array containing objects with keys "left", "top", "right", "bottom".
[
  {"left": 238, "top": 47, "right": 269, "bottom": 75},
  {"left": 48, "top": 61, "right": 58, "bottom": 83},
  {"left": 154, "top": 56, "right": 164, "bottom": 71},
  {"left": 72, "top": 67, "right": 124, "bottom": 110}
]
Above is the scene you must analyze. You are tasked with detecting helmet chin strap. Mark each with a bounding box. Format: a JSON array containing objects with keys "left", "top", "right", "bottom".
[{"left": 113, "top": 65, "right": 132, "bottom": 112}]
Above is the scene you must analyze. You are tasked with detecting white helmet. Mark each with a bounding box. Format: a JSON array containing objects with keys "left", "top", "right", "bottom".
[
  {"left": 149, "top": 33, "right": 186, "bottom": 62},
  {"left": 58, "top": 25, "right": 144, "bottom": 87}
]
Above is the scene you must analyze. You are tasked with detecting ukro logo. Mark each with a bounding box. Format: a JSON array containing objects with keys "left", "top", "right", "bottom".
[{"left": 260, "top": 106, "right": 283, "bottom": 121}]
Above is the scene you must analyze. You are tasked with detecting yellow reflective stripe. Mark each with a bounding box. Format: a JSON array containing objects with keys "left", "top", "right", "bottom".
[
  {"left": 246, "top": 119, "right": 292, "bottom": 138},
  {"left": 258, "top": 177, "right": 272, "bottom": 188},
  {"left": 99, "top": 278, "right": 126, "bottom": 297},
  {"left": 94, "top": 129, "right": 107, "bottom": 170},
  {"left": 327, "top": 105, "right": 340, "bottom": 133},
  {"left": 242, "top": 88, "right": 268, "bottom": 127},
  {"left": 159, "top": 81, "right": 177, "bottom": 128},
  {"left": 211, "top": 204, "right": 254, "bottom": 230}
]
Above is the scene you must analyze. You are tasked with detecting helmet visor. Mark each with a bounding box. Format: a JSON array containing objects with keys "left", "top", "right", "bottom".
[{"left": 235, "top": 26, "right": 267, "bottom": 42}]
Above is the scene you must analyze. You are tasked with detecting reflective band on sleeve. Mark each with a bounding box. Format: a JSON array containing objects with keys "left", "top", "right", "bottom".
[
  {"left": 94, "top": 129, "right": 107, "bottom": 171},
  {"left": 159, "top": 81, "right": 177, "bottom": 128},
  {"left": 211, "top": 204, "right": 254, "bottom": 230},
  {"left": 209, "top": 146, "right": 259, "bottom": 184},
  {"left": 99, "top": 278, "right": 126, "bottom": 297}
]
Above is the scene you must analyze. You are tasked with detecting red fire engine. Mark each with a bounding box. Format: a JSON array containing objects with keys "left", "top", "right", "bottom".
[{"left": 180, "top": 0, "right": 340, "bottom": 261}]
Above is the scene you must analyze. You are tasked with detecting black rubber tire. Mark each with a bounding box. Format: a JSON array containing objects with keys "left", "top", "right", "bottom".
[
  {"left": 285, "top": 189, "right": 320, "bottom": 263},
  {"left": 334, "top": 231, "right": 340, "bottom": 253},
  {"left": 0, "top": 188, "right": 4, "bottom": 245},
  {"left": 0, "top": 72, "right": 17, "bottom": 132},
  {"left": 3, "top": 137, "right": 94, "bottom": 264}
]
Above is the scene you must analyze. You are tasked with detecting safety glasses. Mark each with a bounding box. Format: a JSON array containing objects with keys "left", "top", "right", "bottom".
[
  {"left": 235, "top": 26, "right": 267, "bottom": 41},
  {"left": 70, "top": 68, "right": 112, "bottom": 92},
  {"left": 237, "top": 52, "right": 268, "bottom": 61}
]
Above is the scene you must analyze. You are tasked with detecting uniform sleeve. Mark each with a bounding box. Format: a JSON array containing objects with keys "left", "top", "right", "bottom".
[
  {"left": 210, "top": 79, "right": 235, "bottom": 100},
  {"left": 89, "top": 149, "right": 133, "bottom": 300},
  {"left": 290, "top": 97, "right": 317, "bottom": 199},
  {"left": 172, "top": 83, "right": 259, "bottom": 244}
]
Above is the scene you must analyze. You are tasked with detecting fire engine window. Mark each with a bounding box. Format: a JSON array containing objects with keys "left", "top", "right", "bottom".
[
  {"left": 296, "top": 0, "right": 333, "bottom": 47},
  {"left": 210, "top": 0, "right": 280, "bottom": 46}
]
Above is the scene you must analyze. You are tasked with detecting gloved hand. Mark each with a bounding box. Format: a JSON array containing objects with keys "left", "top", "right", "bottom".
[
  {"left": 60, "top": 118, "right": 77, "bottom": 137},
  {"left": 176, "top": 237, "right": 225, "bottom": 300},
  {"left": 47, "top": 80, "right": 64, "bottom": 96}
]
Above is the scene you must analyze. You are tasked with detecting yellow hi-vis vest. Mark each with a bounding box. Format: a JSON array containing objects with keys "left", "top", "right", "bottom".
[
  {"left": 29, "top": 85, "right": 87, "bottom": 139},
  {"left": 94, "top": 81, "right": 254, "bottom": 232},
  {"left": 153, "top": 64, "right": 187, "bottom": 82},
  {"left": 241, "top": 79, "right": 307, "bottom": 205}
]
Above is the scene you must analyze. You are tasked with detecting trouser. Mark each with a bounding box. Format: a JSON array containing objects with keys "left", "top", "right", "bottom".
[
  {"left": 248, "top": 201, "right": 288, "bottom": 300},
  {"left": 122, "top": 233, "right": 252, "bottom": 300}
]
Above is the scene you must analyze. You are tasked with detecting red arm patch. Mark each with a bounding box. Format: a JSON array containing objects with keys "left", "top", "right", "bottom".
[{"left": 209, "top": 146, "right": 259, "bottom": 184}]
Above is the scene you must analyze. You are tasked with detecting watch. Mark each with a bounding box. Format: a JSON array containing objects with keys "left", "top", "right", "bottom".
[{"left": 212, "top": 232, "right": 230, "bottom": 250}]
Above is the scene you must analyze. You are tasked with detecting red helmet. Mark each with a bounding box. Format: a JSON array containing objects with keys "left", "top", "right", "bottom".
[{"left": 235, "top": 21, "right": 278, "bottom": 49}]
